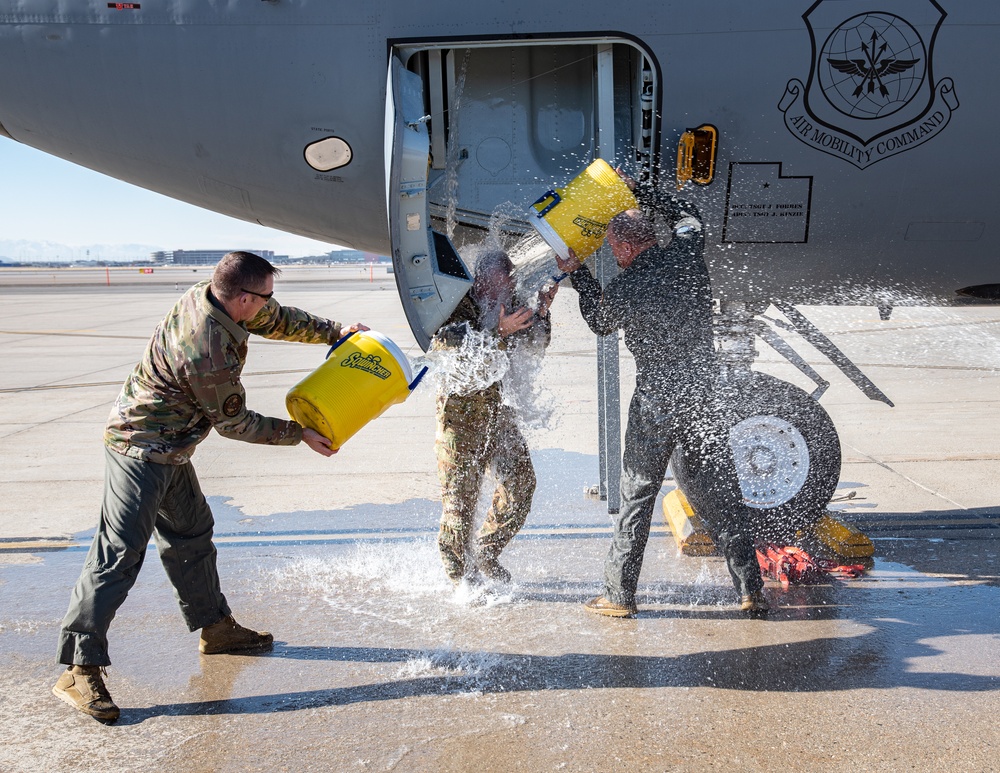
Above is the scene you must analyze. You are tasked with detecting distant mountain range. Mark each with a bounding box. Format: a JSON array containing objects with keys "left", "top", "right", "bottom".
[{"left": 0, "top": 239, "right": 162, "bottom": 263}]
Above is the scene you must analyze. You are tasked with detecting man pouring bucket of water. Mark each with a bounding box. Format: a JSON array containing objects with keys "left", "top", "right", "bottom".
[
  {"left": 547, "top": 166, "right": 767, "bottom": 619},
  {"left": 53, "top": 251, "right": 370, "bottom": 723}
]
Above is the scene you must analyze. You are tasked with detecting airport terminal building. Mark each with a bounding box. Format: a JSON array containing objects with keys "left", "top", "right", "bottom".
[
  {"left": 150, "top": 249, "right": 279, "bottom": 266},
  {"left": 149, "top": 249, "right": 383, "bottom": 265}
]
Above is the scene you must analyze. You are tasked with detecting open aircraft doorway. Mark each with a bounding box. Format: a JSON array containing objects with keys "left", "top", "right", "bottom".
[{"left": 386, "top": 37, "right": 657, "bottom": 349}]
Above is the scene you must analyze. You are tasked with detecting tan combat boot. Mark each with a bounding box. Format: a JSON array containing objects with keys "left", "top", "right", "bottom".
[
  {"left": 199, "top": 615, "right": 274, "bottom": 655},
  {"left": 583, "top": 595, "right": 638, "bottom": 618},
  {"left": 740, "top": 590, "right": 770, "bottom": 617},
  {"left": 52, "top": 665, "right": 120, "bottom": 723}
]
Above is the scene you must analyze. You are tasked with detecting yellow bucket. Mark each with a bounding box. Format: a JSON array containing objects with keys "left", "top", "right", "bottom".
[
  {"left": 527, "top": 158, "right": 638, "bottom": 260},
  {"left": 285, "top": 330, "right": 425, "bottom": 450}
]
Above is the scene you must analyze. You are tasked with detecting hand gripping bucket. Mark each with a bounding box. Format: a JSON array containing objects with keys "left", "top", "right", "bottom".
[
  {"left": 285, "top": 330, "right": 427, "bottom": 450},
  {"left": 527, "top": 158, "right": 638, "bottom": 260}
]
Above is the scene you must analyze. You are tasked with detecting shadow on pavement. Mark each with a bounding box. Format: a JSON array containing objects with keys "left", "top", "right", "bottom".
[{"left": 120, "top": 603, "right": 1000, "bottom": 725}]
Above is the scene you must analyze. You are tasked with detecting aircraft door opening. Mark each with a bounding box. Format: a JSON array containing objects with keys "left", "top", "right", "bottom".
[{"left": 394, "top": 39, "right": 658, "bottom": 248}]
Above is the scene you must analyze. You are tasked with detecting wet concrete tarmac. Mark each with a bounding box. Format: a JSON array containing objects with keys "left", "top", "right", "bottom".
[{"left": 1, "top": 270, "right": 998, "bottom": 771}]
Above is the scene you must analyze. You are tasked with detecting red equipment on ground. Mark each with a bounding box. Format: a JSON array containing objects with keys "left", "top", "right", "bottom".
[{"left": 755, "top": 544, "right": 866, "bottom": 589}]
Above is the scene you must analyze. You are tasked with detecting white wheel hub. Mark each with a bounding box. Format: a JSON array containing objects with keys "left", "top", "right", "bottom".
[{"left": 729, "top": 415, "right": 810, "bottom": 508}]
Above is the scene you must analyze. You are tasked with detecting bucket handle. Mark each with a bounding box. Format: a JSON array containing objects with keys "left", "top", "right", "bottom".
[
  {"left": 531, "top": 189, "right": 561, "bottom": 217},
  {"left": 326, "top": 329, "right": 357, "bottom": 359},
  {"left": 408, "top": 366, "right": 428, "bottom": 391}
]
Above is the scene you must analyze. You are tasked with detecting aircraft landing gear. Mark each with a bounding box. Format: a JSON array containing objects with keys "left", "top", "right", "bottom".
[
  {"left": 670, "top": 302, "right": 844, "bottom": 542},
  {"left": 672, "top": 372, "right": 842, "bottom": 541}
]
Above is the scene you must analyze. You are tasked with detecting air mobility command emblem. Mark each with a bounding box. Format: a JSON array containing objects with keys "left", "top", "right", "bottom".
[{"left": 779, "top": 0, "right": 958, "bottom": 169}]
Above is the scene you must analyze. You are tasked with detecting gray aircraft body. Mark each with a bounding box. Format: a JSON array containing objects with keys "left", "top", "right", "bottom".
[{"left": 1, "top": 0, "right": 994, "bottom": 532}]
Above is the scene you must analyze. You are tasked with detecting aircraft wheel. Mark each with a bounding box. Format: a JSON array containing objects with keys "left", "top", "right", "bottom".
[{"left": 671, "top": 373, "right": 841, "bottom": 541}]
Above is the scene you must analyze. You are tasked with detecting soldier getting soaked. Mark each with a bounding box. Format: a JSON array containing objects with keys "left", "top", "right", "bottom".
[
  {"left": 52, "top": 251, "right": 368, "bottom": 723},
  {"left": 432, "top": 250, "right": 557, "bottom": 589}
]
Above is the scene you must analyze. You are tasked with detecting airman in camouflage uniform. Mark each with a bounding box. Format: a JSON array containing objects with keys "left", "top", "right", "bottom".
[
  {"left": 433, "top": 250, "right": 556, "bottom": 585},
  {"left": 102, "top": 279, "right": 345, "bottom": 464},
  {"left": 53, "top": 252, "right": 365, "bottom": 723}
]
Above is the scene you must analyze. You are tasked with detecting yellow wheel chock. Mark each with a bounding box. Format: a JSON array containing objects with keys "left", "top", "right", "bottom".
[{"left": 662, "top": 489, "right": 874, "bottom": 560}]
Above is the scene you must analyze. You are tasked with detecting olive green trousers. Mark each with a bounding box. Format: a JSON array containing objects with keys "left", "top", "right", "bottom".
[{"left": 57, "top": 447, "right": 230, "bottom": 666}]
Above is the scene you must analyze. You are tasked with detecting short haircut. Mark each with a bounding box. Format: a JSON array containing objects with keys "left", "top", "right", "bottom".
[
  {"left": 472, "top": 249, "right": 513, "bottom": 296},
  {"left": 211, "top": 251, "right": 280, "bottom": 300},
  {"left": 608, "top": 209, "right": 656, "bottom": 248}
]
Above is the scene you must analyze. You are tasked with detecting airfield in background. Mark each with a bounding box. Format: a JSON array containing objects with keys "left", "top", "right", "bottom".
[{"left": 0, "top": 267, "right": 997, "bottom": 771}]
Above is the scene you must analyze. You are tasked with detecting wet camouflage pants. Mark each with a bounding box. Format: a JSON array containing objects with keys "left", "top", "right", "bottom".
[
  {"left": 57, "top": 447, "right": 231, "bottom": 666},
  {"left": 435, "top": 398, "right": 536, "bottom": 581}
]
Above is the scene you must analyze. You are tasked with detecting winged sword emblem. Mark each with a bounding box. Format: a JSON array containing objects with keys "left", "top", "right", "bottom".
[{"left": 828, "top": 30, "right": 920, "bottom": 98}]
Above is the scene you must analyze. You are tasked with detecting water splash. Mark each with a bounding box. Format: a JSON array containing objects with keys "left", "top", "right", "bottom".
[
  {"left": 410, "top": 225, "right": 561, "bottom": 428},
  {"left": 501, "top": 333, "right": 556, "bottom": 431},
  {"left": 443, "top": 48, "right": 472, "bottom": 240},
  {"left": 274, "top": 541, "right": 450, "bottom": 600},
  {"left": 759, "top": 302, "right": 1000, "bottom": 373},
  {"left": 413, "top": 325, "right": 510, "bottom": 397},
  {"left": 397, "top": 647, "right": 508, "bottom": 688},
  {"left": 509, "top": 231, "right": 560, "bottom": 311},
  {"left": 270, "top": 539, "right": 516, "bottom": 619}
]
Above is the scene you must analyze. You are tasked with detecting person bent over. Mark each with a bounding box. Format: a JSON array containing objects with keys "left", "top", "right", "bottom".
[{"left": 53, "top": 251, "right": 368, "bottom": 723}]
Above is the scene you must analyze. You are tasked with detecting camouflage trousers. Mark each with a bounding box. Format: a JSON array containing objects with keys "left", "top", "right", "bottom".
[{"left": 435, "top": 397, "right": 536, "bottom": 582}]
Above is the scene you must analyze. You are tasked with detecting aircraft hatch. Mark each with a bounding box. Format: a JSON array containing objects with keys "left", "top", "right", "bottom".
[
  {"left": 385, "top": 39, "right": 657, "bottom": 351},
  {"left": 385, "top": 56, "right": 473, "bottom": 351}
]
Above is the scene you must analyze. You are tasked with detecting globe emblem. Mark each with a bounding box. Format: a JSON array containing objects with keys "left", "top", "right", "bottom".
[{"left": 818, "top": 13, "right": 926, "bottom": 120}]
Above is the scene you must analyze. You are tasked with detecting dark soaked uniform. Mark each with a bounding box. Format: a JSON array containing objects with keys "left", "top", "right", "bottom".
[
  {"left": 432, "top": 293, "right": 548, "bottom": 582},
  {"left": 569, "top": 195, "right": 762, "bottom": 607},
  {"left": 58, "top": 281, "right": 344, "bottom": 666}
]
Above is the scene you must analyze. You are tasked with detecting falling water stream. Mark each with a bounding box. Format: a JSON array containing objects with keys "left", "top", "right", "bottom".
[{"left": 443, "top": 48, "right": 472, "bottom": 240}]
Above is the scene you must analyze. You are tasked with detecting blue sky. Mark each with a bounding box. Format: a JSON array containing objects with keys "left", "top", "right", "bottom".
[{"left": 0, "top": 139, "right": 343, "bottom": 260}]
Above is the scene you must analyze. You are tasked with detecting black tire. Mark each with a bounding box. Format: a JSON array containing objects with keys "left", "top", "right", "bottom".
[{"left": 671, "top": 373, "right": 841, "bottom": 541}]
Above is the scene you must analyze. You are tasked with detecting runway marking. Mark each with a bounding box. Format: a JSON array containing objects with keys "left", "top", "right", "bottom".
[
  {"left": 0, "top": 380, "right": 123, "bottom": 393},
  {"left": 846, "top": 444, "right": 969, "bottom": 510},
  {"left": 548, "top": 349, "right": 1000, "bottom": 372},
  {"left": 0, "top": 400, "right": 111, "bottom": 440},
  {"left": 0, "top": 329, "right": 149, "bottom": 340},
  {"left": 0, "top": 523, "right": 636, "bottom": 554},
  {"left": 0, "top": 368, "right": 315, "bottom": 393},
  {"left": 823, "top": 317, "right": 1000, "bottom": 336},
  {"left": 2, "top": 513, "right": 997, "bottom": 555},
  {"left": 846, "top": 454, "right": 1000, "bottom": 463}
]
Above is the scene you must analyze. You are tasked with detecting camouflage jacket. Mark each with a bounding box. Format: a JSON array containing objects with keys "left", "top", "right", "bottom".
[
  {"left": 432, "top": 291, "right": 551, "bottom": 421},
  {"left": 105, "top": 280, "right": 343, "bottom": 464}
]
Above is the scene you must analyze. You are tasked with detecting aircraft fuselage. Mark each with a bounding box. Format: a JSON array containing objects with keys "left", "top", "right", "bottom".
[{"left": 0, "top": 1, "right": 996, "bottom": 308}]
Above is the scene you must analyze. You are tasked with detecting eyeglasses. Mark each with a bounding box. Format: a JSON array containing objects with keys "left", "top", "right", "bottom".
[{"left": 241, "top": 287, "right": 274, "bottom": 301}]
